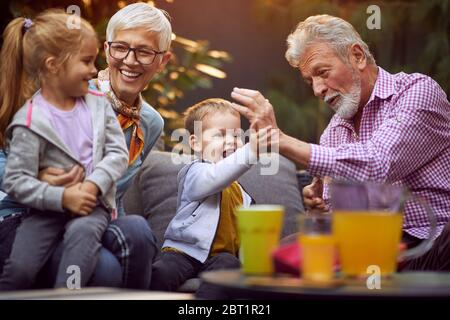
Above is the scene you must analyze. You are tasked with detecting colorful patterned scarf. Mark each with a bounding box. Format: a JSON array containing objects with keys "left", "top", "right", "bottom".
[{"left": 97, "top": 68, "right": 144, "bottom": 165}]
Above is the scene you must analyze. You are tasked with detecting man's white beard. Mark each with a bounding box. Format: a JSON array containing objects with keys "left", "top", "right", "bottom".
[{"left": 324, "top": 74, "right": 361, "bottom": 119}]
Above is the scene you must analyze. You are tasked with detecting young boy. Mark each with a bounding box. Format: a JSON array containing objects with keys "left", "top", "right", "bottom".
[{"left": 150, "top": 98, "right": 258, "bottom": 299}]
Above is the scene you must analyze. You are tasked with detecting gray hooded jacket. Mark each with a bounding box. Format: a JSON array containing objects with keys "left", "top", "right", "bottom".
[
  {"left": 2, "top": 90, "right": 129, "bottom": 212},
  {"left": 163, "top": 143, "right": 256, "bottom": 262}
]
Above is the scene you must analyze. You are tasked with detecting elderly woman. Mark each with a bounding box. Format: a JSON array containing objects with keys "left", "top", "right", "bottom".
[
  {"left": 0, "top": 3, "right": 171, "bottom": 289},
  {"left": 93, "top": 3, "right": 171, "bottom": 216}
]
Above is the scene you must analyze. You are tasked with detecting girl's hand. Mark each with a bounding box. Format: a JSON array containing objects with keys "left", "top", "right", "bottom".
[
  {"left": 38, "top": 165, "right": 84, "bottom": 187},
  {"left": 80, "top": 181, "right": 99, "bottom": 197},
  {"left": 62, "top": 183, "right": 97, "bottom": 216}
]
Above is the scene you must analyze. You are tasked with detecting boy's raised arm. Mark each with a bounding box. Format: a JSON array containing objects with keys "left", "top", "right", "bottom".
[{"left": 183, "top": 143, "right": 257, "bottom": 201}]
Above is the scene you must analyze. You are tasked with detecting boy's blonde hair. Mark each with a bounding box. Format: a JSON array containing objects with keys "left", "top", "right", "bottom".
[
  {"left": 184, "top": 98, "right": 238, "bottom": 135},
  {"left": 0, "top": 9, "right": 97, "bottom": 146}
]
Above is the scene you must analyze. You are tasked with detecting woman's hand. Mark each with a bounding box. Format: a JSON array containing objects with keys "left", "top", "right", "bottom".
[{"left": 38, "top": 165, "right": 84, "bottom": 187}]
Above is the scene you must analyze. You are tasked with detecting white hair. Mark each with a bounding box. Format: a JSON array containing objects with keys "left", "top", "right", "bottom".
[
  {"left": 285, "top": 14, "right": 375, "bottom": 68},
  {"left": 106, "top": 2, "right": 172, "bottom": 51}
]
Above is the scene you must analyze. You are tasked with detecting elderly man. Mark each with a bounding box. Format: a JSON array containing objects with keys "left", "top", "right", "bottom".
[{"left": 231, "top": 14, "right": 450, "bottom": 271}]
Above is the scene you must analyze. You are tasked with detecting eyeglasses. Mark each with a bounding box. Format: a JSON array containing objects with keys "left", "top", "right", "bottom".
[{"left": 107, "top": 41, "right": 166, "bottom": 65}]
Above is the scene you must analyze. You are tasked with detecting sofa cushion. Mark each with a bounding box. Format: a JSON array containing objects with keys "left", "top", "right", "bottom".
[{"left": 123, "top": 151, "right": 304, "bottom": 248}]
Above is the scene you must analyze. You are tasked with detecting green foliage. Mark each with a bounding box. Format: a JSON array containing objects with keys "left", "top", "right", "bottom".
[{"left": 144, "top": 37, "right": 232, "bottom": 119}]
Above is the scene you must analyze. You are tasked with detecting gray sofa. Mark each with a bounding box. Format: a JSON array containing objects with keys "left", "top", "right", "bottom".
[{"left": 122, "top": 151, "right": 305, "bottom": 291}]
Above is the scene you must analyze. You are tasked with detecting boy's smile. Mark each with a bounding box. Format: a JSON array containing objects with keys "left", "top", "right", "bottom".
[{"left": 190, "top": 110, "right": 243, "bottom": 163}]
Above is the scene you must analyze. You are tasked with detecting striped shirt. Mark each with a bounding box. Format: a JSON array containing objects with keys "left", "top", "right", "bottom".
[{"left": 308, "top": 67, "right": 450, "bottom": 239}]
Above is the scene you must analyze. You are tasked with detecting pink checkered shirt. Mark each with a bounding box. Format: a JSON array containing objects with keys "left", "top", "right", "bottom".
[{"left": 308, "top": 67, "right": 450, "bottom": 239}]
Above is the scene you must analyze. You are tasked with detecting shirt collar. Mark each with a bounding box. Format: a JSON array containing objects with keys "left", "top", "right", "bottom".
[
  {"left": 329, "top": 113, "right": 353, "bottom": 129},
  {"left": 369, "top": 66, "right": 396, "bottom": 101}
]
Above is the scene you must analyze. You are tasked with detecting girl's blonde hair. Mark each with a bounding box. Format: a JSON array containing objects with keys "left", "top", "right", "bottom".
[{"left": 0, "top": 9, "right": 97, "bottom": 146}]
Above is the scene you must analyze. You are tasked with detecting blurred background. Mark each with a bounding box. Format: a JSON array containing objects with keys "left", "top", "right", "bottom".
[{"left": 1, "top": 0, "right": 449, "bottom": 147}]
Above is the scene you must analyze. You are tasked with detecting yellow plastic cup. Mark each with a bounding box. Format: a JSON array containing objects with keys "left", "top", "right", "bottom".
[{"left": 237, "top": 205, "right": 284, "bottom": 275}]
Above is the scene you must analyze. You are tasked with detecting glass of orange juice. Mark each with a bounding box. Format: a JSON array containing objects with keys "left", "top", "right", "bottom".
[
  {"left": 330, "top": 180, "right": 437, "bottom": 278},
  {"left": 333, "top": 210, "right": 403, "bottom": 277},
  {"left": 298, "top": 212, "right": 336, "bottom": 282}
]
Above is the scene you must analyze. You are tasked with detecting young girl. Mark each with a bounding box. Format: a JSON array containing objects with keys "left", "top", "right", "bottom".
[{"left": 0, "top": 10, "right": 128, "bottom": 289}]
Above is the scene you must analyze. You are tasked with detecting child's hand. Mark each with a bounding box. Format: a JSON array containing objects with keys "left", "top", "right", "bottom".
[
  {"left": 80, "top": 181, "right": 100, "bottom": 197},
  {"left": 62, "top": 183, "right": 97, "bottom": 216},
  {"left": 250, "top": 125, "right": 279, "bottom": 158},
  {"left": 249, "top": 123, "right": 258, "bottom": 156}
]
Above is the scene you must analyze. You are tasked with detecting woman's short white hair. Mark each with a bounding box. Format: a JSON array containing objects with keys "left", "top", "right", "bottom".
[
  {"left": 285, "top": 14, "right": 375, "bottom": 68},
  {"left": 106, "top": 3, "right": 172, "bottom": 51}
]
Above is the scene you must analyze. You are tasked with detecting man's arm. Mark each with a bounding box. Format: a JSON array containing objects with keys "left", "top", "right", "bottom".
[
  {"left": 278, "top": 133, "right": 311, "bottom": 167},
  {"left": 308, "top": 79, "right": 450, "bottom": 182},
  {"left": 231, "top": 80, "right": 449, "bottom": 183}
]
